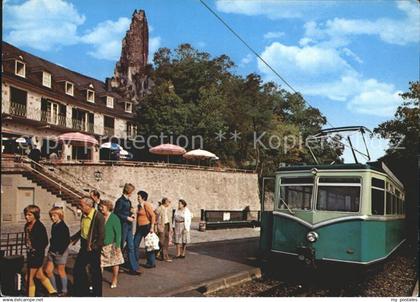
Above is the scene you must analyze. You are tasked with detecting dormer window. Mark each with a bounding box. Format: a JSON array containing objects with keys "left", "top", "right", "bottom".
[
  {"left": 106, "top": 96, "right": 114, "bottom": 108},
  {"left": 42, "top": 72, "right": 52, "bottom": 88},
  {"left": 65, "top": 81, "right": 74, "bottom": 96},
  {"left": 15, "top": 60, "right": 26, "bottom": 77},
  {"left": 125, "top": 102, "right": 133, "bottom": 113},
  {"left": 87, "top": 89, "right": 95, "bottom": 103}
]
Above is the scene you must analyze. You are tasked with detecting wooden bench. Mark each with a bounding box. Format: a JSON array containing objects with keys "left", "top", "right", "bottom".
[{"left": 201, "top": 209, "right": 260, "bottom": 230}]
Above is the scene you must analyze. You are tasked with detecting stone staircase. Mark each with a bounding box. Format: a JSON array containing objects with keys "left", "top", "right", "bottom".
[{"left": 1, "top": 155, "right": 85, "bottom": 207}]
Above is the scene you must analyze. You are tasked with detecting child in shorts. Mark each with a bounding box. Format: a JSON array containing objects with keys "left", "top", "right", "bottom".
[
  {"left": 24, "top": 205, "right": 57, "bottom": 297},
  {"left": 44, "top": 207, "right": 70, "bottom": 296}
]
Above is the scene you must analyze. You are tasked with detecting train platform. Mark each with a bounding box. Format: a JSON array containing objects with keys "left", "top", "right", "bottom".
[{"left": 66, "top": 236, "right": 260, "bottom": 297}]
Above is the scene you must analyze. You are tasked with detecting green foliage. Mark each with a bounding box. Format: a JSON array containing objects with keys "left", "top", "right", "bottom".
[
  {"left": 137, "top": 44, "right": 334, "bottom": 175},
  {"left": 374, "top": 81, "right": 420, "bottom": 158},
  {"left": 374, "top": 82, "right": 419, "bottom": 243}
]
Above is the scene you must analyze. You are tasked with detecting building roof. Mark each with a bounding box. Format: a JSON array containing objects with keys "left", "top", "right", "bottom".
[{"left": 2, "top": 41, "right": 135, "bottom": 119}]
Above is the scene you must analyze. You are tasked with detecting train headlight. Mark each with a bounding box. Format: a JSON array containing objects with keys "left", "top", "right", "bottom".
[{"left": 306, "top": 231, "right": 319, "bottom": 243}]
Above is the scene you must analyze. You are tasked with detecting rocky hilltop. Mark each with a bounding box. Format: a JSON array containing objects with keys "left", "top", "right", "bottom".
[{"left": 107, "top": 9, "right": 151, "bottom": 104}]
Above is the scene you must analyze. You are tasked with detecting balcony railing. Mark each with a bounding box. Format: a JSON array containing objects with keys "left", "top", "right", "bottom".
[
  {"left": 40, "top": 111, "right": 66, "bottom": 127},
  {"left": 103, "top": 126, "right": 115, "bottom": 137},
  {"left": 9, "top": 102, "right": 27, "bottom": 117},
  {"left": 72, "top": 119, "right": 94, "bottom": 133}
]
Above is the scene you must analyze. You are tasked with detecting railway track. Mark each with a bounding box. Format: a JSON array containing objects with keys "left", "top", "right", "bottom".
[{"left": 208, "top": 242, "right": 417, "bottom": 297}]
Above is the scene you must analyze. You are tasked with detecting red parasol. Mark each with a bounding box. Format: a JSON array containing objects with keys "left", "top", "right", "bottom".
[
  {"left": 57, "top": 132, "right": 98, "bottom": 146},
  {"left": 149, "top": 144, "right": 186, "bottom": 162}
]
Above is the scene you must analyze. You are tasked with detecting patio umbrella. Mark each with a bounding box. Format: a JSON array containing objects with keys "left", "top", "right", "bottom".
[
  {"left": 119, "top": 149, "right": 133, "bottom": 160},
  {"left": 183, "top": 149, "right": 217, "bottom": 160},
  {"left": 100, "top": 142, "right": 122, "bottom": 151},
  {"left": 149, "top": 144, "right": 186, "bottom": 163},
  {"left": 100, "top": 142, "right": 129, "bottom": 160},
  {"left": 15, "top": 137, "right": 31, "bottom": 155},
  {"left": 57, "top": 132, "right": 98, "bottom": 146},
  {"left": 57, "top": 132, "right": 98, "bottom": 160}
]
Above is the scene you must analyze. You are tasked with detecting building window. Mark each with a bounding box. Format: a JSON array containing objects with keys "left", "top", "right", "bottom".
[
  {"left": 72, "top": 108, "right": 94, "bottom": 133},
  {"left": 15, "top": 60, "right": 26, "bottom": 77},
  {"left": 125, "top": 102, "right": 133, "bottom": 113},
  {"left": 41, "top": 98, "right": 66, "bottom": 126},
  {"left": 42, "top": 72, "right": 52, "bottom": 88},
  {"left": 104, "top": 116, "right": 115, "bottom": 136},
  {"left": 65, "top": 82, "right": 74, "bottom": 96},
  {"left": 106, "top": 96, "right": 114, "bottom": 108},
  {"left": 87, "top": 89, "right": 95, "bottom": 103},
  {"left": 127, "top": 122, "right": 138, "bottom": 138},
  {"left": 10, "top": 86, "right": 27, "bottom": 117}
]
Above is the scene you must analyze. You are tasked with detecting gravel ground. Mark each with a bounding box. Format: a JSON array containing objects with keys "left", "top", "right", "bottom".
[{"left": 208, "top": 242, "right": 417, "bottom": 297}]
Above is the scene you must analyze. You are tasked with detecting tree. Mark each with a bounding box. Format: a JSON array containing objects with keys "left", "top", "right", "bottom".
[
  {"left": 374, "top": 81, "right": 420, "bottom": 158},
  {"left": 135, "top": 44, "right": 334, "bottom": 172},
  {"left": 374, "top": 81, "right": 419, "bottom": 244}
]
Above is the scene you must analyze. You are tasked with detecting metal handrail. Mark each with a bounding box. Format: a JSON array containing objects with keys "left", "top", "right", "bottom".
[
  {"left": 279, "top": 197, "right": 295, "bottom": 215},
  {"left": 16, "top": 157, "right": 83, "bottom": 200},
  {"left": 103, "top": 126, "right": 115, "bottom": 136},
  {"left": 10, "top": 102, "right": 27, "bottom": 117},
  {"left": 50, "top": 165, "right": 112, "bottom": 200},
  {"left": 40, "top": 111, "right": 67, "bottom": 127}
]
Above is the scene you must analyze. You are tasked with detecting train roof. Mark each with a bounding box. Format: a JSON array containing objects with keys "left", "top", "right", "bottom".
[
  {"left": 277, "top": 161, "right": 404, "bottom": 189},
  {"left": 277, "top": 163, "right": 379, "bottom": 172}
]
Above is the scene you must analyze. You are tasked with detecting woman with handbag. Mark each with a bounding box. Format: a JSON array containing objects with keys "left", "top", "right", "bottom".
[
  {"left": 173, "top": 199, "right": 192, "bottom": 258},
  {"left": 99, "top": 200, "right": 124, "bottom": 288},
  {"left": 133, "top": 190, "right": 157, "bottom": 268}
]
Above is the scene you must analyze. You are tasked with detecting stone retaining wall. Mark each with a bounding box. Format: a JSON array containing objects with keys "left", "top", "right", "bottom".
[{"left": 58, "top": 164, "right": 260, "bottom": 218}]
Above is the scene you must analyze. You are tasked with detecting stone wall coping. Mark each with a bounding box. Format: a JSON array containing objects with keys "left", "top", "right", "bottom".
[{"left": 42, "top": 160, "right": 257, "bottom": 174}]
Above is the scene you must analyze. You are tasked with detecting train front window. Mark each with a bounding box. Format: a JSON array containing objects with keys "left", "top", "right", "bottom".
[
  {"left": 316, "top": 177, "right": 361, "bottom": 212},
  {"left": 279, "top": 177, "right": 313, "bottom": 210}
]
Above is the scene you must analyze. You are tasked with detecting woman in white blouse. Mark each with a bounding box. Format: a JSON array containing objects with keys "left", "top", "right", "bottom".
[{"left": 173, "top": 199, "right": 192, "bottom": 258}]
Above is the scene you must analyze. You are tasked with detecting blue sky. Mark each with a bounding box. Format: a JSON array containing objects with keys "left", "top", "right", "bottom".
[{"left": 3, "top": 0, "right": 419, "bottom": 161}]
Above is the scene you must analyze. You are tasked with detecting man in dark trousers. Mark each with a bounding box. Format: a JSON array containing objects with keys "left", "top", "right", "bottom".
[
  {"left": 114, "top": 183, "right": 141, "bottom": 275},
  {"left": 71, "top": 196, "right": 105, "bottom": 296}
]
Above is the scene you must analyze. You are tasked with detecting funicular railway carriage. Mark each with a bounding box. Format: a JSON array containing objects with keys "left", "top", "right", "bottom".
[{"left": 261, "top": 162, "right": 406, "bottom": 265}]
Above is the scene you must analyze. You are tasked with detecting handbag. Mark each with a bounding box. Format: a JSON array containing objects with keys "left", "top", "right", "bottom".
[{"left": 145, "top": 232, "right": 160, "bottom": 251}]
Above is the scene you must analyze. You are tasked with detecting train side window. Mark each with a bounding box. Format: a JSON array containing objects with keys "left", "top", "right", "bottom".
[
  {"left": 371, "top": 188, "right": 385, "bottom": 215},
  {"left": 392, "top": 195, "right": 398, "bottom": 214},
  {"left": 280, "top": 185, "right": 313, "bottom": 210},
  {"left": 386, "top": 192, "right": 392, "bottom": 214},
  {"left": 317, "top": 186, "right": 360, "bottom": 212},
  {"left": 371, "top": 178, "right": 385, "bottom": 188}
]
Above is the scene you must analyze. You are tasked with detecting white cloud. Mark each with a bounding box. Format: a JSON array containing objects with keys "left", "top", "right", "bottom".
[
  {"left": 303, "top": 1, "right": 420, "bottom": 46},
  {"left": 239, "top": 53, "right": 253, "bottom": 67},
  {"left": 341, "top": 48, "right": 363, "bottom": 64},
  {"left": 4, "top": 0, "right": 85, "bottom": 51},
  {"left": 263, "top": 31, "right": 285, "bottom": 39},
  {"left": 215, "top": 0, "right": 334, "bottom": 19},
  {"left": 258, "top": 42, "right": 403, "bottom": 116},
  {"left": 81, "top": 17, "right": 131, "bottom": 60},
  {"left": 4, "top": 0, "right": 161, "bottom": 61},
  {"left": 149, "top": 37, "right": 162, "bottom": 55},
  {"left": 82, "top": 18, "right": 161, "bottom": 61},
  {"left": 258, "top": 42, "right": 354, "bottom": 84},
  {"left": 347, "top": 80, "right": 403, "bottom": 116}
]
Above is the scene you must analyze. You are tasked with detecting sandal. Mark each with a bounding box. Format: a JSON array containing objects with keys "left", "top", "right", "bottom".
[{"left": 110, "top": 283, "right": 117, "bottom": 289}]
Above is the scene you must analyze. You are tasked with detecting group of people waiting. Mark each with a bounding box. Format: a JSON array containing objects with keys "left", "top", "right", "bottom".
[{"left": 22, "top": 183, "right": 193, "bottom": 297}]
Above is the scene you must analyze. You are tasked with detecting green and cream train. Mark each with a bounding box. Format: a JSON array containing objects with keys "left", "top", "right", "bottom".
[{"left": 260, "top": 161, "right": 406, "bottom": 265}]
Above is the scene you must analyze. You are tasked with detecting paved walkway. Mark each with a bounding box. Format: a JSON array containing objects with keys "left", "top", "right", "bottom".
[
  {"left": 107, "top": 237, "right": 259, "bottom": 296},
  {"left": 66, "top": 237, "right": 260, "bottom": 297},
  {"left": 3, "top": 222, "right": 261, "bottom": 296}
]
